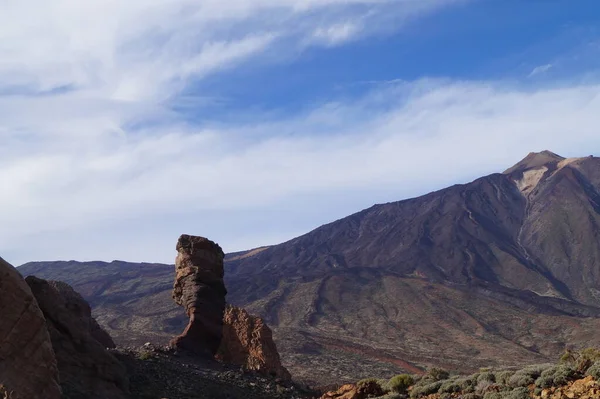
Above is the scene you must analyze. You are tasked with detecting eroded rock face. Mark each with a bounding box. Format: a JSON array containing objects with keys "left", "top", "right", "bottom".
[
  {"left": 26, "top": 276, "right": 129, "bottom": 399},
  {"left": 48, "top": 280, "right": 116, "bottom": 349},
  {"left": 0, "top": 257, "right": 61, "bottom": 399},
  {"left": 217, "top": 305, "right": 291, "bottom": 380},
  {"left": 170, "top": 235, "right": 227, "bottom": 356}
]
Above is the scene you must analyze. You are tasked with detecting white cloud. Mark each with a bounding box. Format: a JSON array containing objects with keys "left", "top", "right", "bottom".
[
  {"left": 3, "top": 0, "right": 599, "bottom": 265},
  {"left": 529, "top": 64, "right": 553, "bottom": 77},
  {"left": 311, "top": 22, "right": 363, "bottom": 46},
  {"left": 3, "top": 78, "right": 600, "bottom": 265}
]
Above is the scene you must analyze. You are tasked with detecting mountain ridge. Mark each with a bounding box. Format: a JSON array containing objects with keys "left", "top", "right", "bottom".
[{"left": 19, "top": 151, "right": 600, "bottom": 384}]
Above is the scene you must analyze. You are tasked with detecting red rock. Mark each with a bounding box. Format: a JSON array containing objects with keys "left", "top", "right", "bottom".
[
  {"left": 26, "top": 276, "right": 129, "bottom": 399},
  {"left": 320, "top": 384, "right": 360, "bottom": 399},
  {"left": 217, "top": 305, "right": 291, "bottom": 380},
  {"left": 170, "top": 235, "right": 227, "bottom": 356},
  {"left": 0, "top": 257, "right": 61, "bottom": 399}
]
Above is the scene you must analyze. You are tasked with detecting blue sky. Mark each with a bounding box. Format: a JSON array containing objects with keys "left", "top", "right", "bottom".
[{"left": 1, "top": 0, "right": 600, "bottom": 265}]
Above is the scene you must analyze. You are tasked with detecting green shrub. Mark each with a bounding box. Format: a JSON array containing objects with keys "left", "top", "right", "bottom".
[
  {"left": 494, "top": 371, "right": 514, "bottom": 385},
  {"left": 428, "top": 367, "right": 450, "bottom": 381},
  {"left": 481, "top": 387, "right": 530, "bottom": 399},
  {"left": 534, "top": 364, "right": 577, "bottom": 388},
  {"left": 455, "top": 377, "right": 477, "bottom": 393},
  {"left": 377, "top": 393, "right": 403, "bottom": 399},
  {"left": 508, "top": 364, "right": 550, "bottom": 387},
  {"left": 586, "top": 361, "right": 600, "bottom": 380},
  {"left": 477, "top": 372, "right": 496, "bottom": 384},
  {"left": 388, "top": 374, "right": 414, "bottom": 394},
  {"left": 560, "top": 347, "right": 600, "bottom": 371},
  {"left": 505, "top": 387, "right": 529, "bottom": 399},
  {"left": 439, "top": 378, "right": 461, "bottom": 394},
  {"left": 409, "top": 381, "right": 443, "bottom": 398}
]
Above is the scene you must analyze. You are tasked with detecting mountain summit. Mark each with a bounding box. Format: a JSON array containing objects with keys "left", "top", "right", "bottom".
[
  {"left": 503, "top": 150, "right": 565, "bottom": 174},
  {"left": 20, "top": 152, "right": 600, "bottom": 384}
]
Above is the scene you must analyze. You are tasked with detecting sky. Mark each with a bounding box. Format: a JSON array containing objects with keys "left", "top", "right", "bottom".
[{"left": 2, "top": 0, "right": 600, "bottom": 265}]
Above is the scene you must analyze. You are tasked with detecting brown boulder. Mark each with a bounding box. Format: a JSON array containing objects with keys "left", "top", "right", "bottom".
[
  {"left": 170, "top": 234, "right": 227, "bottom": 357},
  {"left": 0, "top": 257, "right": 61, "bottom": 399},
  {"left": 320, "top": 380, "right": 384, "bottom": 399},
  {"left": 26, "top": 276, "right": 129, "bottom": 399},
  {"left": 320, "top": 384, "right": 360, "bottom": 399},
  {"left": 217, "top": 305, "right": 291, "bottom": 380}
]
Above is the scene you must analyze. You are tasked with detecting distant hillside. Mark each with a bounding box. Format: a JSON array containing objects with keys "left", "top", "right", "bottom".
[{"left": 20, "top": 151, "right": 600, "bottom": 385}]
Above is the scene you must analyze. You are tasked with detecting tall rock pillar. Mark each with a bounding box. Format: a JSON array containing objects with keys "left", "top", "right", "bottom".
[{"left": 170, "top": 235, "right": 227, "bottom": 356}]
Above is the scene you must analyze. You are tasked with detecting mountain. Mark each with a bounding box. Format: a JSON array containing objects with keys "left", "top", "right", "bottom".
[{"left": 19, "top": 151, "right": 600, "bottom": 385}]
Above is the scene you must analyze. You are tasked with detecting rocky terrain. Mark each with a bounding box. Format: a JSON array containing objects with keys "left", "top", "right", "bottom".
[
  {"left": 320, "top": 347, "right": 600, "bottom": 399},
  {"left": 0, "top": 257, "right": 61, "bottom": 399},
  {"left": 1, "top": 237, "right": 308, "bottom": 398},
  {"left": 19, "top": 151, "right": 600, "bottom": 385}
]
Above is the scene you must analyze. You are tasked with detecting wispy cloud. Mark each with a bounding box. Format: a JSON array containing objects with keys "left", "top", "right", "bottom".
[
  {"left": 528, "top": 64, "right": 553, "bottom": 77},
  {"left": 3, "top": 0, "right": 600, "bottom": 265},
  {"left": 3, "top": 78, "right": 600, "bottom": 264}
]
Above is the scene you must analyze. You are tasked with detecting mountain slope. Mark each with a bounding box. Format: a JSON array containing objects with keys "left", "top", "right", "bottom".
[{"left": 19, "top": 152, "right": 600, "bottom": 385}]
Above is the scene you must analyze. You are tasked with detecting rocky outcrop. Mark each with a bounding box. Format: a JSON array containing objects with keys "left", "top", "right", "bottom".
[
  {"left": 320, "top": 381, "right": 384, "bottom": 399},
  {"left": 217, "top": 305, "right": 291, "bottom": 380},
  {"left": 169, "top": 235, "right": 291, "bottom": 379},
  {"left": 170, "top": 235, "right": 227, "bottom": 357},
  {"left": 48, "top": 280, "right": 116, "bottom": 348},
  {"left": 0, "top": 257, "right": 61, "bottom": 399},
  {"left": 26, "top": 276, "right": 129, "bottom": 399},
  {"left": 536, "top": 375, "right": 600, "bottom": 399},
  {"left": 320, "top": 384, "right": 360, "bottom": 399}
]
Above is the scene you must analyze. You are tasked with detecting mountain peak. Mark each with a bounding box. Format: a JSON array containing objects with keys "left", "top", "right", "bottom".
[{"left": 503, "top": 150, "right": 565, "bottom": 174}]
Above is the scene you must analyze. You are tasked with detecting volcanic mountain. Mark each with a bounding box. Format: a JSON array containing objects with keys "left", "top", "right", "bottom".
[{"left": 19, "top": 151, "right": 600, "bottom": 385}]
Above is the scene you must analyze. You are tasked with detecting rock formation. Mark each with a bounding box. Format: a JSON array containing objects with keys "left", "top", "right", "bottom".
[
  {"left": 0, "top": 257, "right": 61, "bottom": 399},
  {"left": 217, "top": 305, "right": 291, "bottom": 380},
  {"left": 171, "top": 234, "right": 227, "bottom": 356},
  {"left": 26, "top": 276, "right": 129, "bottom": 399},
  {"left": 170, "top": 235, "right": 291, "bottom": 379},
  {"left": 48, "top": 280, "right": 116, "bottom": 349}
]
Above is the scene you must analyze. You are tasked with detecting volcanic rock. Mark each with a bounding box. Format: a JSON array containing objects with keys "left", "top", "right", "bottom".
[
  {"left": 0, "top": 257, "right": 61, "bottom": 399},
  {"left": 170, "top": 234, "right": 227, "bottom": 356},
  {"left": 25, "top": 276, "right": 128, "bottom": 399},
  {"left": 217, "top": 305, "right": 291, "bottom": 380},
  {"left": 48, "top": 280, "right": 116, "bottom": 348}
]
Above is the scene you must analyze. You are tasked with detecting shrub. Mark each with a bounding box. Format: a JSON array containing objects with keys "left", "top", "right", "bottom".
[
  {"left": 475, "top": 380, "right": 495, "bottom": 395},
  {"left": 377, "top": 393, "right": 403, "bottom": 399},
  {"left": 455, "top": 377, "right": 477, "bottom": 393},
  {"left": 356, "top": 378, "right": 384, "bottom": 397},
  {"left": 508, "top": 364, "right": 551, "bottom": 387},
  {"left": 409, "top": 381, "right": 443, "bottom": 398},
  {"left": 481, "top": 387, "right": 530, "bottom": 399},
  {"left": 477, "top": 372, "right": 496, "bottom": 384},
  {"left": 439, "top": 378, "right": 461, "bottom": 394},
  {"left": 505, "top": 387, "right": 529, "bottom": 399},
  {"left": 460, "top": 394, "right": 481, "bottom": 399},
  {"left": 534, "top": 364, "right": 577, "bottom": 388},
  {"left": 494, "top": 371, "right": 514, "bottom": 385},
  {"left": 586, "top": 361, "right": 600, "bottom": 380},
  {"left": 428, "top": 367, "right": 450, "bottom": 381},
  {"left": 388, "top": 374, "right": 414, "bottom": 394},
  {"left": 559, "top": 347, "right": 600, "bottom": 371}
]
